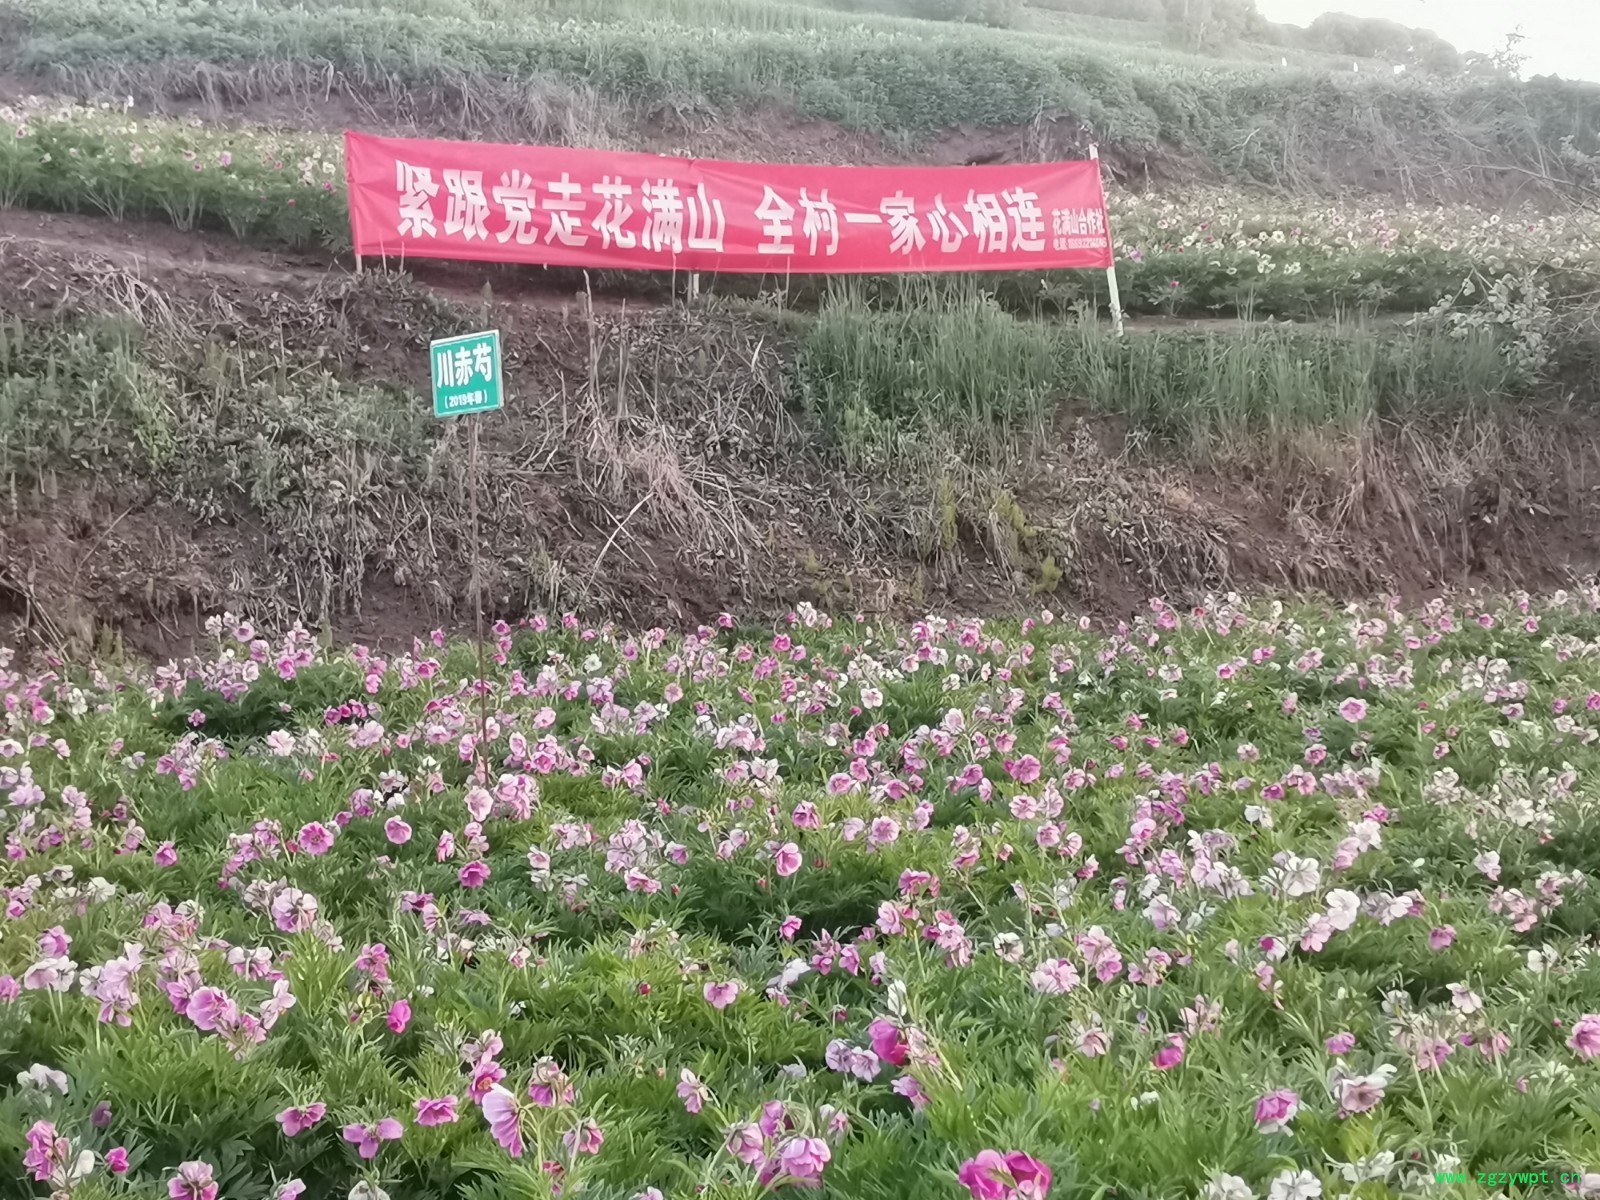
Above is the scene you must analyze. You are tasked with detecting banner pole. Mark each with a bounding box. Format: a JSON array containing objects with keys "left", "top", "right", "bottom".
[
  {"left": 468, "top": 411, "right": 489, "bottom": 784},
  {"left": 1088, "top": 145, "right": 1125, "bottom": 337}
]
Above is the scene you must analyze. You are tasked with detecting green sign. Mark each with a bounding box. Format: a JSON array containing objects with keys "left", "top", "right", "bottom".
[{"left": 430, "top": 330, "right": 503, "bottom": 418}]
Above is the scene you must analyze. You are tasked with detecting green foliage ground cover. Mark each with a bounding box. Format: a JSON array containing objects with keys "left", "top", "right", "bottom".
[
  {"left": 3, "top": 101, "right": 1595, "bottom": 326},
  {"left": 6, "top": 595, "right": 1600, "bottom": 1199}
]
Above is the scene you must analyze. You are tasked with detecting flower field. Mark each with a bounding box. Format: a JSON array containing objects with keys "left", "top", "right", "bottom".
[
  {"left": 6, "top": 594, "right": 1600, "bottom": 1200},
  {"left": 3, "top": 97, "right": 1596, "bottom": 321}
]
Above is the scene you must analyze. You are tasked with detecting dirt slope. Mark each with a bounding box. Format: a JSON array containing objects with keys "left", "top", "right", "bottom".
[{"left": 4, "top": 207, "right": 1600, "bottom": 658}]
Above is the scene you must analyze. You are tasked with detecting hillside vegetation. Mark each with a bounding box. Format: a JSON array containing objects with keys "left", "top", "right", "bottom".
[{"left": 4, "top": 0, "right": 1600, "bottom": 199}]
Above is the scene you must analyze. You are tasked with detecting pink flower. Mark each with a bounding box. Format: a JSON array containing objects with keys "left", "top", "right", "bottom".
[
  {"left": 483, "top": 1085, "right": 525, "bottom": 1157},
  {"left": 1151, "top": 1035, "right": 1185, "bottom": 1070},
  {"left": 277, "top": 1103, "right": 326, "bottom": 1137},
  {"left": 780, "top": 915, "right": 802, "bottom": 940},
  {"left": 342, "top": 1117, "right": 403, "bottom": 1159},
  {"left": 1253, "top": 1088, "right": 1300, "bottom": 1134},
  {"left": 725, "top": 1122, "right": 765, "bottom": 1165},
  {"left": 276, "top": 1182, "right": 306, "bottom": 1200},
  {"left": 759, "top": 1135, "right": 831, "bottom": 1189},
  {"left": 1333, "top": 1064, "right": 1396, "bottom": 1117},
  {"left": 1568, "top": 1014, "right": 1600, "bottom": 1061},
  {"left": 677, "top": 1069, "right": 710, "bottom": 1114},
  {"left": 385, "top": 817, "right": 412, "bottom": 844},
  {"left": 415, "top": 1095, "right": 459, "bottom": 1126},
  {"left": 387, "top": 998, "right": 411, "bottom": 1034},
  {"left": 153, "top": 841, "right": 178, "bottom": 866},
  {"left": 459, "top": 860, "right": 491, "bottom": 888},
  {"left": 563, "top": 1118, "right": 605, "bottom": 1156},
  {"left": 1338, "top": 697, "right": 1368, "bottom": 722},
  {"left": 1325, "top": 1031, "right": 1356, "bottom": 1056},
  {"left": 1429, "top": 925, "right": 1456, "bottom": 950},
  {"left": 168, "top": 1161, "right": 220, "bottom": 1200},
  {"left": 296, "top": 821, "right": 335, "bottom": 856},
  {"left": 957, "top": 1150, "right": 1053, "bottom": 1200},
  {"left": 704, "top": 980, "right": 741, "bottom": 1009},
  {"left": 107, "top": 1146, "right": 129, "bottom": 1174},
  {"left": 774, "top": 842, "right": 802, "bottom": 877},
  {"left": 868, "top": 1018, "right": 910, "bottom": 1066}
]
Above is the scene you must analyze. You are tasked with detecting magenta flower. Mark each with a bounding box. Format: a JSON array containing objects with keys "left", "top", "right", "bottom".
[
  {"left": 1151, "top": 1035, "right": 1185, "bottom": 1070},
  {"left": 342, "top": 1117, "right": 403, "bottom": 1159},
  {"left": 704, "top": 980, "right": 741, "bottom": 1009},
  {"left": 1325, "top": 1031, "right": 1357, "bottom": 1056},
  {"left": 779, "top": 915, "right": 802, "bottom": 940},
  {"left": 1253, "top": 1088, "right": 1300, "bottom": 1134},
  {"left": 415, "top": 1095, "right": 459, "bottom": 1126},
  {"left": 774, "top": 841, "right": 802, "bottom": 877},
  {"left": 153, "top": 841, "right": 178, "bottom": 866},
  {"left": 1568, "top": 1014, "right": 1600, "bottom": 1061},
  {"left": 957, "top": 1150, "right": 1053, "bottom": 1200},
  {"left": 1429, "top": 925, "right": 1456, "bottom": 950},
  {"left": 459, "top": 860, "right": 491, "bottom": 889},
  {"left": 107, "top": 1146, "right": 129, "bottom": 1174},
  {"left": 387, "top": 998, "right": 411, "bottom": 1034},
  {"left": 186, "top": 986, "right": 238, "bottom": 1032},
  {"left": 91, "top": 1101, "right": 112, "bottom": 1128},
  {"left": 528, "top": 1058, "right": 574, "bottom": 1107},
  {"left": 482, "top": 1085, "right": 525, "bottom": 1157},
  {"left": 23, "top": 1121, "right": 67, "bottom": 1182},
  {"left": 384, "top": 816, "right": 412, "bottom": 844},
  {"left": 868, "top": 1018, "right": 910, "bottom": 1066},
  {"left": 276, "top": 1102, "right": 326, "bottom": 1137},
  {"left": 296, "top": 821, "right": 335, "bottom": 855},
  {"left": 168, "top": 1161, "right": 220, "bottom": 1200}
]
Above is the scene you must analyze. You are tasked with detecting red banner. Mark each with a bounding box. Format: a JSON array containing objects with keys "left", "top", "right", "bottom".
[{"left": 344, "top": 132, "right": 1113, "bottom": 275}]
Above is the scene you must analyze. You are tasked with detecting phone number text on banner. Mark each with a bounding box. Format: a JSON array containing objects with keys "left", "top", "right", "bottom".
[{"left": 345, "top": 131, "right": 1113, "bottom": 275}]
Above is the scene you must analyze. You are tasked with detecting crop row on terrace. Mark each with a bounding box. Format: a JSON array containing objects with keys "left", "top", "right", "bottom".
[
  {"left": 6, "top": 0, "right": 1600, "bottom": 197},
  {"left": 3, "top": 100, "right": 1597, "bottom": 326},
  {"left": 5, "top": 594, "right": 1600, "bottom": 1200}
]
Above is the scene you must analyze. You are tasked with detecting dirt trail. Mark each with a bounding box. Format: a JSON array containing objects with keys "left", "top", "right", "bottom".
[{"left": 0, "top": 209, "right": 658, "bottom": 315}]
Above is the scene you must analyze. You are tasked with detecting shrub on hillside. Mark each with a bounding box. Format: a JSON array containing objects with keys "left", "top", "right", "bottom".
[{"left": 1304, "top": 13, "right": 1462, "bottom": 73}]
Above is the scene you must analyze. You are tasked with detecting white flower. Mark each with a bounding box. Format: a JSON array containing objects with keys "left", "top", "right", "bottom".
[
  {"left": 1267, "top": 1169, "right": 1323, "bottom": 1200},
  {"left": 350, "top": 1184, "right": 391, "bottom": 1200},
  {"left": 17, "top": 1063, "right": 69, "bottom": 1094},
  {"left": 1283, "top": 854, "right": 1322, "bottom": 897},
  {"left": 1447, "top": 982, "right": 1483, "bottom": 1014},
  {"left": 1207, "top": 1173, "right": 1256, "bottom": 1200},
  {"left": 1324, "top": 888, "right": 1360, "bottom": 930},
  {"left": 1339, "top": 1151, "right": 1397, "bottom": 1183},
  {"left": 992, "top": 932, "right": 1025, "bottom": 963}
]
